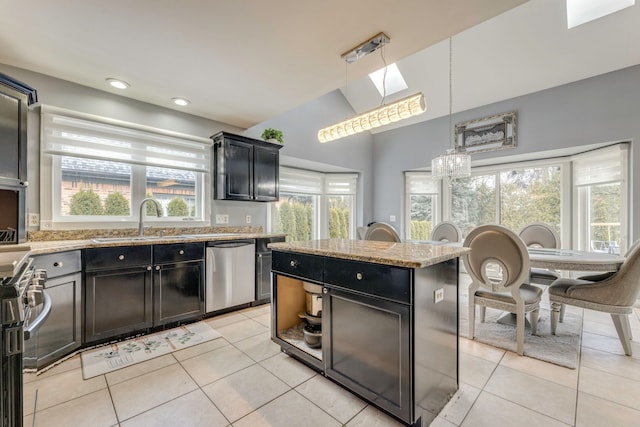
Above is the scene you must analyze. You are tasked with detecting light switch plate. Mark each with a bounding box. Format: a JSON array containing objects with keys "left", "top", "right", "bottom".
[
  {"left": 245, "top": 215, "right": 251, "bottom": 223},
  {"left": 215, "top": 214, "right": 229, "bottom": 224},
  {"left": 434, "top": 288, "right": 444, "bottom": 304},
  {"left": 390, "top": 215, "right": 396, "bottom": 222}
]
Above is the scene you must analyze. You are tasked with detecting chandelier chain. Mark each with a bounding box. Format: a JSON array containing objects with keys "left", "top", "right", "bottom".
[{"left": 449, "top": 36, "right": 453, "bottom": 150}]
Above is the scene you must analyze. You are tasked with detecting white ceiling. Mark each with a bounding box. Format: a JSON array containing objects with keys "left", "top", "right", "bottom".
[{"left": 0, "top": 0, "right": 638, "bottom": 133}]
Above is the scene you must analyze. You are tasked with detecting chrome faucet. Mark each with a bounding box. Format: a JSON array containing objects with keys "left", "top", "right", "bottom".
[{"left": 139, "top": 198, "right": 162, "bottom": 236}]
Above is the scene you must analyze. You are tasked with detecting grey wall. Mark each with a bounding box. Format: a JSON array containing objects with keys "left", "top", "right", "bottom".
[{"left": 372, "top": 65, "right": 640, "bottom": 242}]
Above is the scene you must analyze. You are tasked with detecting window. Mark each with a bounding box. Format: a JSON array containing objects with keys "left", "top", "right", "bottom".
[
  {"left": 573, "top": 144, "right": 629, "bottom": 254},
  {"left": 40, "top": 105, "right": 210, "bottom": 228},
  {"left": 272, "top": 168, "right": 358, "bottom": 241},
  {"left": 404, "top": 172, "right": 440, "bottom": 240},
  {"left": 448, "top": 165, "right": 562, "bottom": 239}
]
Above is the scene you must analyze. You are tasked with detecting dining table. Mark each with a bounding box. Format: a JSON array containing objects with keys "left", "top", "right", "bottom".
[{"left": 526, "top": 247, "right": 624, "bottom": 272}]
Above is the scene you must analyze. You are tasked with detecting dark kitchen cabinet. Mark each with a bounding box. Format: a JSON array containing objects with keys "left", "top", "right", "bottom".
[
  {"left": 211, "top": 131, "right": 282, "bottom": 202},
  {"left": 83, "top": 246, "right": 153, "bottom": 344},
  {"left": 152, "top": 243, "right": 204, "bottom": 326},
  {"left": 0, "top": 72, "right": 37, "bottom": 244},
  {"left": 23, "top": 251, "right": 82, "bottom": 370},
  {"left": 255, "top": 236, "right": 286, "bottom": 304}
]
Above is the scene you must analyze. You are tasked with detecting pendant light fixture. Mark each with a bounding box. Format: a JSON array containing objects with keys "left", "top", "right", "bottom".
[
  {"left": 432, "top": 37, "right": 471, "bottom": 180},
  {"left": 317, "top": 33, "right": 426, "bottom": 143}
]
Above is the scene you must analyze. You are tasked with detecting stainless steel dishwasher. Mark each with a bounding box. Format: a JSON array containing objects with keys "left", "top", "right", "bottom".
[{"left": 206, "top": 240, "right": 255, "bottom": 313}]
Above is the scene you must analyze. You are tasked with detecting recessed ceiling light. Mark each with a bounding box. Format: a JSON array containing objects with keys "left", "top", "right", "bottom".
[
  {"left": 171, "top": 97, "right": 190, "bottom": 106},
  {"left": 105, "top": 78, "right": 130, "bottom": 89},
  {"left": 567, "top": 0, "right": 635, "bottom": 29},
  {"left": 368, "top": 63, "right": 408, "bottom": 97}
]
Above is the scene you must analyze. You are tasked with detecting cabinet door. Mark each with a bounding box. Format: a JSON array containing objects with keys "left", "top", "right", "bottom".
[
  {"left": 0, "top": 86, "right": 28, "bottom": 185},
  {"left": 153, "top": 260, "right": 203, "bottom": 326},
  {"left": 253, "top": 145, "right": 279, "bottom": 201},
  {"left": 84, "top": 267, "right": 153, "bottom": 343},
  {"left": 223, "top": 138, "right": 253, "bottom": 200},
  {"left": 324, "top": 287, "right": 413, "bottom": 423},
  {"left": 23, "top": 272, "right": 82, "bottom": 369}
]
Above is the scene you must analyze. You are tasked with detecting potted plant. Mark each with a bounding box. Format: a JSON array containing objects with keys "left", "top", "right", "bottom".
[{"left": 261, "top": 128, "right": 284, "bottom": 144}]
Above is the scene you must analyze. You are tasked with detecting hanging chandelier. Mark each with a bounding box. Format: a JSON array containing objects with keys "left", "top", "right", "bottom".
[
  {"left": 317, "top": 33, "right": 426, "bottom": 143},
  {"left": 432, "top": 37, "right": 471, "bottom": 180}
]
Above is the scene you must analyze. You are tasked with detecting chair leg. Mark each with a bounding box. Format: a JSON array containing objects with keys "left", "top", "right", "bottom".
[
  {"left": 611, "top": 314, "right": 633, "bottom": 356},
  {"left": 516, "top": 304, "right": 525, "bottom": 356},
  {"left": 530, "top": 308, "right": 539, "bottom": 335},
  {"left": 479, "top": 306, "right": 486, "bottom": 323},
  {"left": 550, "top": 302, "right": 561, "bottom": 335},
  {"left": 559, "top": 304, "right": 566, "bottom": 323},
  {"left": 468, "top": 298, "right": 476, "bottom": 340}
]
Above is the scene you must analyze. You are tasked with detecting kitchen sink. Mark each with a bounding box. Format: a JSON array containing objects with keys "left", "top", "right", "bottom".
[
  {"left": 180, "top": 233, "right": 242, "bottom": 238},
  {"left": 91, "top": 236, "right": 183, "bottom": 243}
]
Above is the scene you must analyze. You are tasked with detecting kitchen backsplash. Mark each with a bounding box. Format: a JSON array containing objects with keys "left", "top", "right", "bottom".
[{"left": 27, "top": 225, "right": 263, "bottom": 242}]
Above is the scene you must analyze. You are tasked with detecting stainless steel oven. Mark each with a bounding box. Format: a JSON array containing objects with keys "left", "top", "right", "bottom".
[{"left": 1, "top": 251, "right": 51, "bottom": 427}]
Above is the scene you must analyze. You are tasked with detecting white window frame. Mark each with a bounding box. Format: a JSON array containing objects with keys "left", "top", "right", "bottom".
[
  {"left": 404, "top": 172, "right": 441, "bottom": 240},
  {"left": 39, "top": 105, "right": 211, "bottom": 230}
]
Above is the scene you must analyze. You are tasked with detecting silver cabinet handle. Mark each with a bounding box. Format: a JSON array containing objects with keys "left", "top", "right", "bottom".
[
  {"left": 155, "top": 266, "right": 161, "bottom": 270},
  {"left": 356, "top": 272, "right": 363, "bottom": 280},
  {"left": 290, "top": 260, "right": 297, "bottom": 267},
  {"left": 53, "top": 262, "right": 63, "bottom": 267},
  {"left": 147, "top": 266, "right": 152, "bottom": 271},
  {"left": 322, "top": 287, "right": 329, "bottom": 294},
  {"left": 179, "top": 249, "right": 184, "bottom": 255},
  {"left": 118, "top": 255, "right": 125, "bottom": 260}
]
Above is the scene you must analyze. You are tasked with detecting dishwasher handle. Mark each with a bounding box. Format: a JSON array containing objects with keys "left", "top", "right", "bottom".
[{"left": 207, "top": 240, "right": 255, "bottom": 249}]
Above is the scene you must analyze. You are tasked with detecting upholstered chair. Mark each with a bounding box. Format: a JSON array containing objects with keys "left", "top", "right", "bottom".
[
  {"left": 463, "top": 224, "right": 543, "bottom": 356},
  {"left": 577, "top": 239, "right": 640, "bottom": 282},
  {"left": 364, "top": 222, "right": 401, "bottom": 242},
  {"left": 431, "top": 221, "right": 462, "bottom": 243},
  {"left": 518, "top": 222, "right": 561, "bottom": 286},
  {"left": 549, "top": 242, "right": 640, "bottom": 356}
]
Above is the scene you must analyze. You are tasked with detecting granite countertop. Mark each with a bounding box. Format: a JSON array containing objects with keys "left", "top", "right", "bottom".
[
  {"left": 0, "top": 244, "right": 32, "bottom": 278},
  {"left": 269, "top": 239, "right": 469, "bottom": 268}
]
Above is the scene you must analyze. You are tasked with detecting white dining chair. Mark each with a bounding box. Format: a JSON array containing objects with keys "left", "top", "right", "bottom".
[
  {"left": 431, "top": 221, "right": 462, "bottom": 243},
  {"left": 463, "top": 224, "right": 543, "bottom": 356}
]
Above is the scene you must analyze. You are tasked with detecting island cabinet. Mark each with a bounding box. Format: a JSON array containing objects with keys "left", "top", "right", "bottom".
[
  {"left": 271, "top": 241, "right": 462, "bottom": 427},
  {"left": 211, "top": 131, "right": 282, "bottom": 202}
]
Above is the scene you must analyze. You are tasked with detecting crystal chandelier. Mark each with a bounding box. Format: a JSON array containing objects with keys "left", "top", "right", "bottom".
[{"left": 432, "top": 37, "right": 471, "bottom": 180}]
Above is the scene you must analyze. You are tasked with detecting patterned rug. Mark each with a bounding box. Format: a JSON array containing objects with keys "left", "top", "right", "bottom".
[
  {"left": 459, "top": 303, "right": 583, "bottom": 369},
  {"left": 81, "top": 322, "right": 221, "bottom": 379}
]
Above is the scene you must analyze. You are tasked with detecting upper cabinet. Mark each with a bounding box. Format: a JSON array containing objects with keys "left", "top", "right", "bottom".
[
  {"left": 211, "top": 131, "right": 282, "bottom": 202},
  {"left": 0, "top": 72, "right": 37, "bottom": 187}
]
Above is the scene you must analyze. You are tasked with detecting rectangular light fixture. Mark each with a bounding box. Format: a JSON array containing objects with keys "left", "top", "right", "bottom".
[
  {"left": 567, "top": 0, "right": 635, "bottom": 28},
  {"left": 317, "top": 93, "right": 426, "bottom": 143},
  {"left": 341, "top": 33, "right": 390, "bottom": 63}
]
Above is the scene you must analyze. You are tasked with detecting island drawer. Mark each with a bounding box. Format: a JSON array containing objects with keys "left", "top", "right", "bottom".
[
  {"left": 323, "top": 258, "right": 412, "bottom": 304},
  {"left": 272, "top": 251, "right": 323, "bottom": 282},
  {"left": 153, "top": 242, "right": 204, "bottom": 264},
  {"left": 84, "top": 245, "right": 152, "bottom": 271},
  {"left": 33, "top": 250, "right": 81, "bottom": 278}
]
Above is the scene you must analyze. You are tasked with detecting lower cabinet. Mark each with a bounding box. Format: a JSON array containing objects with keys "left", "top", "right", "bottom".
[
  {"left": 23, "top": 251, "right": 82, "bottom": 370},
  {"left": 323, "top": 287, "right": 412, "bottom": 422},
  {"left": 84, "top": 246, "right": 153, "bottom": 344}
]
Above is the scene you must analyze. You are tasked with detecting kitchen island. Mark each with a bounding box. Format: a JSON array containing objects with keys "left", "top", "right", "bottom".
[{"left": 269, "top": 239, "right": 468, "bottom": 426}]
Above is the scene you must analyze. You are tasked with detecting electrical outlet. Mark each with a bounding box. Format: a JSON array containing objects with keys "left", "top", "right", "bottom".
[
  {"left": 245, "top": 215, "right": 251, "bottom": 224},
  {"left": 215, "top": 214, "right": 229, "bottom": 224},
  {"left": 434, "top": 288, "right": 444, "bottom": 304},
  {"left": 28, "top": 213, "right": 40, "bottom": 227}
]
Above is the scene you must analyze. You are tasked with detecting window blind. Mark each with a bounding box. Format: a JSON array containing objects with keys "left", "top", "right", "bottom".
[
  {"left": 405, "top": 171, "right": 439, "bottom": 194},
  {"left": 41, "top": 105, "right": 211, "bottom": 172},
  {"left": 325, "top": 174, "right": 358, "bottom": 195},
  {"left": 573, "top": 144, "right": 628, "bottom": 186},
  {"left": 279, "top": 167, "right": 324, "bottom": 194}
]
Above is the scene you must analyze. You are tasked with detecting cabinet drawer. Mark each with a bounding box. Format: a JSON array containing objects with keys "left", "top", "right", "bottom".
[
  {"left": 33, "top": 250, "right": 81, "bottom": 278},
  {"left": 272, "top": 251, "right": 323, "bottom": 282},
  {"left": 153, "top": 242, "right": 204, "bottom": 264},
  {"left": 84, "top": 246, "right": 152, "bottom": 271},
  {"left": 324, "top": 258, "right": 412, "bottom": 304}
]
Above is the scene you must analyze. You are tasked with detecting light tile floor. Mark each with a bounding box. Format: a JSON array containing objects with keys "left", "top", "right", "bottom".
[{"left": 23, "top": 286, "right": 640, "bottom": 427}]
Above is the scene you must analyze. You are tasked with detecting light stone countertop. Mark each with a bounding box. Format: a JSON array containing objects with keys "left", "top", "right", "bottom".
[
  {"left": 269, "top": 239, "right": 469, "bottom": 268},
  {"left": 0, "top": 244, "right": 32, "bottom": 278}
]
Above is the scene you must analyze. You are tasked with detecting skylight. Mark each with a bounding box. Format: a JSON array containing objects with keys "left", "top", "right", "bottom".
[
  {"left": 368, "top": 63, "right": 408, "bottom": 97},
  {"left": 567, "top": 0, "right": 635, "bottom": 29}
]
